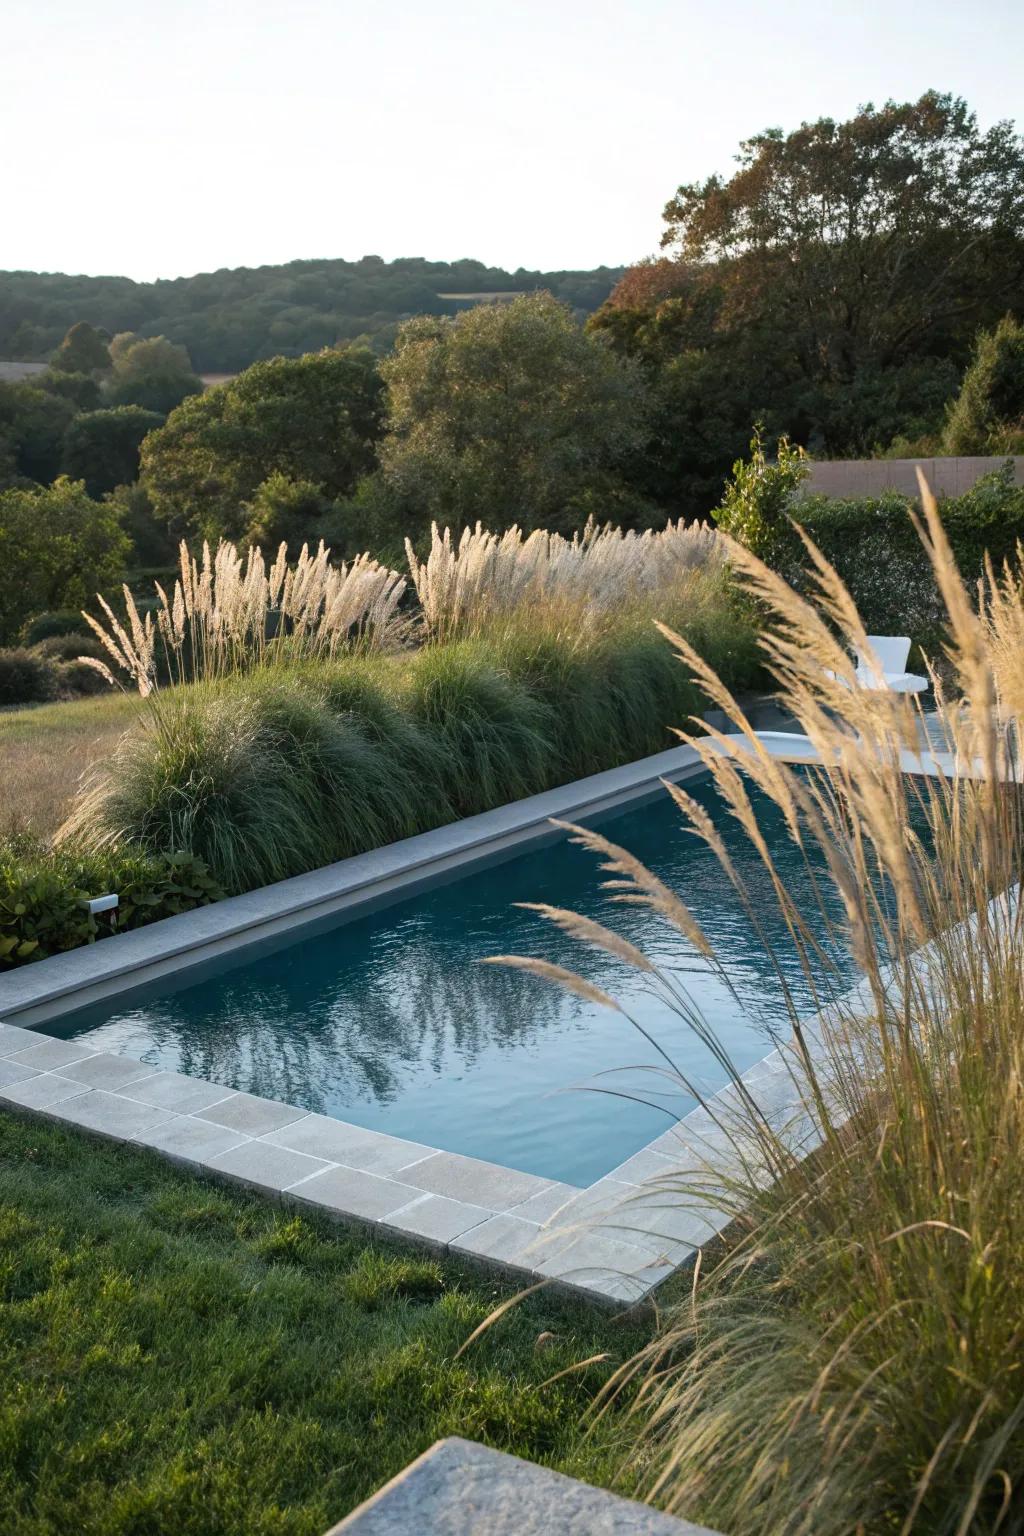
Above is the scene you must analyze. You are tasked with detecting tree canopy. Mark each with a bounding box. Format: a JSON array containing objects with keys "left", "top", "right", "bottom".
[
  {"left": 140, "top": 347, "right": 384, "bottom": 541},
  {"left": 103, "top": 334, "right": 203, "bottom": 414},
  {"left": 377, "top": 293, "right": 651, "bottom": 537},
  {"left": 62, "top": 406, "right": 165, "bottom": 497},
  {"left": 593, "top": 91, "right": 1024, "bottom": 511},
  {"left": 0, "top": 478, "right": 130, "bottom": 642},
  {"left": 50, "top": 321, "right": 111, "bottom": 375},
  {"left": 942, "top": 314, "right": 1024, "bottom": 454},
  {"left": 0, "top": 383, "right": 77, "bottom": 485}
]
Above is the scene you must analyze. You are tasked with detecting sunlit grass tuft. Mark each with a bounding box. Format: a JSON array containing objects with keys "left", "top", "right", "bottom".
[{"left": 496, "top": 480, "right": 1024, "bottom": 1534}]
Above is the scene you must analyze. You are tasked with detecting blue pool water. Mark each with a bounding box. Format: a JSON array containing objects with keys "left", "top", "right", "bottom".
[{"left": 49, "top": 776, "right": 857, "bottom": 1185}]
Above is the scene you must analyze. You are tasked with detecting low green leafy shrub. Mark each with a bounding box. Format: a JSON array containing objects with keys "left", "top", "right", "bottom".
[
  {"left": 20, "top": 609, "right": 94, "bottom": 646},
  {"left": 714, "top": 425, "right": 809, "bottom": 567},
  {"left": 0, "top": 649, "right": 60, "bottom": 706},
  {"left": 31, "top": 633, "right": 107, "bottom": 664},
  {"left": 28, "top": 634, "right": 112, "bottom": 698},
  {"left": 0, "top": 837, "right": 223, "bottom": 966}
]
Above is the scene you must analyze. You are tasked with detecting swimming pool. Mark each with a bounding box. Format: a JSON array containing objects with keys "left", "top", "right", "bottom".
[{"left": 43, "top": 772, "right": 856, "bottom": 1187}]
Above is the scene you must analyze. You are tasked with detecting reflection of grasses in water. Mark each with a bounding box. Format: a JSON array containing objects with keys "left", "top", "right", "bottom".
[
  {"left": 491, "top": 480, "right": 1024, "bottom": 1536},
  {"left": 116, "top": 948, "right": 568, "bottom": 1111}
]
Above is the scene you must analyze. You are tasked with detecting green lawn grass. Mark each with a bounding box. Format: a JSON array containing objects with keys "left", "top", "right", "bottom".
[{"left": 0, "top": 1110, "right": 649, "bottom": 1536}]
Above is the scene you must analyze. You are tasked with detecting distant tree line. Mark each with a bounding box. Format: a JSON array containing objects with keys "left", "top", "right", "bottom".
[{"left": 0, "top": 256, "right": 626, "bottom": 373}]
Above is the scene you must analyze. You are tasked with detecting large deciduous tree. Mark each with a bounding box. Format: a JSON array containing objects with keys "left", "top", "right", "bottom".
[
  {"left": 50, "top": 321, "right": 111, "bottom": 376},
  {"left": 377, "top": 292, "right": 651, "bottom": 537},
  {"left": 103, "top": 334, "right": 203, "bottom": 415},
  {"left": 62, "top": 406, "right": 164, "bottom": 497},
  {"left": 593, "top": 92, "right": 1024, "bottom": 511},
  {"left": 140, "top": 347, "right": 384, "bottom": 541},
  {"left": 0, "top": 478, "right": 130, "bottom": 642}
]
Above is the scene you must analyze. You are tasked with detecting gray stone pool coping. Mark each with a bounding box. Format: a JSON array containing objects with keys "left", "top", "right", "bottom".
[
  {"left": 327, "top": 1436, "right": 722, "bottom": 1534},
  {"left": 0, "top": 728, "right": 994, "bottom": 1306}
]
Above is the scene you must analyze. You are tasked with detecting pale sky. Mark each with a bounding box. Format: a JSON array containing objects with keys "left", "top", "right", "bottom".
[{"left": 5, "top": 0, "right": 1023, "bottom": 281}]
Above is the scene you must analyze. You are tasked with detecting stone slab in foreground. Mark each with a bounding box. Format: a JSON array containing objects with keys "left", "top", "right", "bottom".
[{"left": 327, "top": 1436, "right": 722, "bottom": 1535}]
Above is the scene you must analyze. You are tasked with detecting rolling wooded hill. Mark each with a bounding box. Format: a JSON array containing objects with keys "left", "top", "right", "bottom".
[{"left": 0, "top": 256, "right": 626, "bottom": 372}]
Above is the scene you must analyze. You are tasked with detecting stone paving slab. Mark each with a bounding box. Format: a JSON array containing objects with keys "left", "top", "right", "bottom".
[
  {"left": 505, "top": 1180, "right": 578, "bottom": 1224},
  {"left": 378, "top": 1193, "right": 493, "bottom": 1246},
  {"left": 119, "top": 1071, "right": 239, "bottom": 1115},
  {"left": 0, "top": 1057, "right": 40, "bottom": 1088},
  {"left": 57, "top": 1053, "right": 161, "bottom": 1091},
  {"left": 291, "top": 1163, "right": 433, "bottom": 1223},
  {"left": 328, "top": 1436, "right": 722, "bottom": 1534},
  {"left": 534, "top": 1231, "right": 679, "bottom": 1304},
  {"left": 0, "top": 1072, "right": 93, "bottom": 1111},
  {"left": 449, "top": 1212, "right": 542, "bottom": 1271},
  {"left": 131, "top": 1114, "right": 253, "bottom": 1165},
  {"left": 194, "top": 1091, "right": 309, "bottom": 1136},
  {"left": 398, "top": 1149, "right": 553, "bottom": 1211},
  {"left": 0, "top": 1024, "right": 36, "bottom": 1056},
  {"left": 48, "top": 1089, "right": 177, "bottom": 1142},
  {"left": 7, "top": 1037, "right": 97, "bottom": 1072},
  {"left": 263, "top": 1113, "right": 434, "bottom": 1175},
  {"left": 205, "top": 1138, "right": 330, "bottom": 1194}
]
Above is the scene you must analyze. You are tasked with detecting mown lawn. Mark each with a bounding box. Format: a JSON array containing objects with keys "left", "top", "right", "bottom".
[
  {"left": 0, "top": 1110, "right": 650, "bottom": 1536},
  {"left": 0, "top": 694, "right": 139, "bottom": 838}
]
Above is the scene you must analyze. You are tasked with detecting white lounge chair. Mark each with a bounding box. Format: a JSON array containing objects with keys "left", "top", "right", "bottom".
[{"left": 829, "top": 635, "right": 929, "bottom": 695}]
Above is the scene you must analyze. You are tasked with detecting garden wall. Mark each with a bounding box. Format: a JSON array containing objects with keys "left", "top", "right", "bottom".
[{"left": 804, "top": 456, "right": 1024, "bottom": 500}]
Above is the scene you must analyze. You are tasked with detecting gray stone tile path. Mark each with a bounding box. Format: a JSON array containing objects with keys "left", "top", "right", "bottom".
[{"left": 0, "top": 1001, "right": 821, "bottom": 1305}]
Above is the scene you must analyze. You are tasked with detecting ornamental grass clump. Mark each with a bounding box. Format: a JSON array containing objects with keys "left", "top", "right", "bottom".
[
  {"left": 405, "top": 517, "right": 722, "bottom": 645},
  {"left": 61, "top": 519, "right": 758, "bottom": 896},
  {"left": 83, "top": 537, "right": 412, "bottom": 695},
  {"left": 493, "top": 477, "right": 1024, "bottom": 1534}
]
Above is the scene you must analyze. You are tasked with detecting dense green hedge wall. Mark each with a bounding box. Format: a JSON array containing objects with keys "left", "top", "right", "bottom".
[{"left": 790, "top": 465, "right": 1024, "bottom": 639}]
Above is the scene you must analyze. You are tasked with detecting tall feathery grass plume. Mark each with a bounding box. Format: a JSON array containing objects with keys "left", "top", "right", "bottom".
[
  {"left": 62, "top": 537, "right": 415, "bottom": 864},
  {"left": 405, "top": 517, "right": 723, "bottom": 645},
  {"left": 488, "top": 475, "right": 1024, "bottom": 1535},
  {"left": 79, "top": 538, "right": 414, "bottom": 697}
]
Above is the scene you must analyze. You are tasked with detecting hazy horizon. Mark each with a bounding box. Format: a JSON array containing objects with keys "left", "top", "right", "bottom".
[
  {"left": 1, "top": 251, "right": 627, "bottom": 285},
  {"left": 6, "top": 0, "right": 1023, "bottom": 283}
]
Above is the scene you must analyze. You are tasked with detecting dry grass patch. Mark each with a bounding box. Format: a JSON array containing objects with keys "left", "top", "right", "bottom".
[{"left": 0, "top": 694, "right": 138, "bottom": 838}]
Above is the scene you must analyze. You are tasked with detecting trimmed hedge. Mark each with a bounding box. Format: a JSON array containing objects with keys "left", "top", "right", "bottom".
[
  {"left": 0, "top": 839, "right": 223, "bottom": 966},
  {"left": 791, "top": 464, "right": 1024, "bottom": 640}
]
